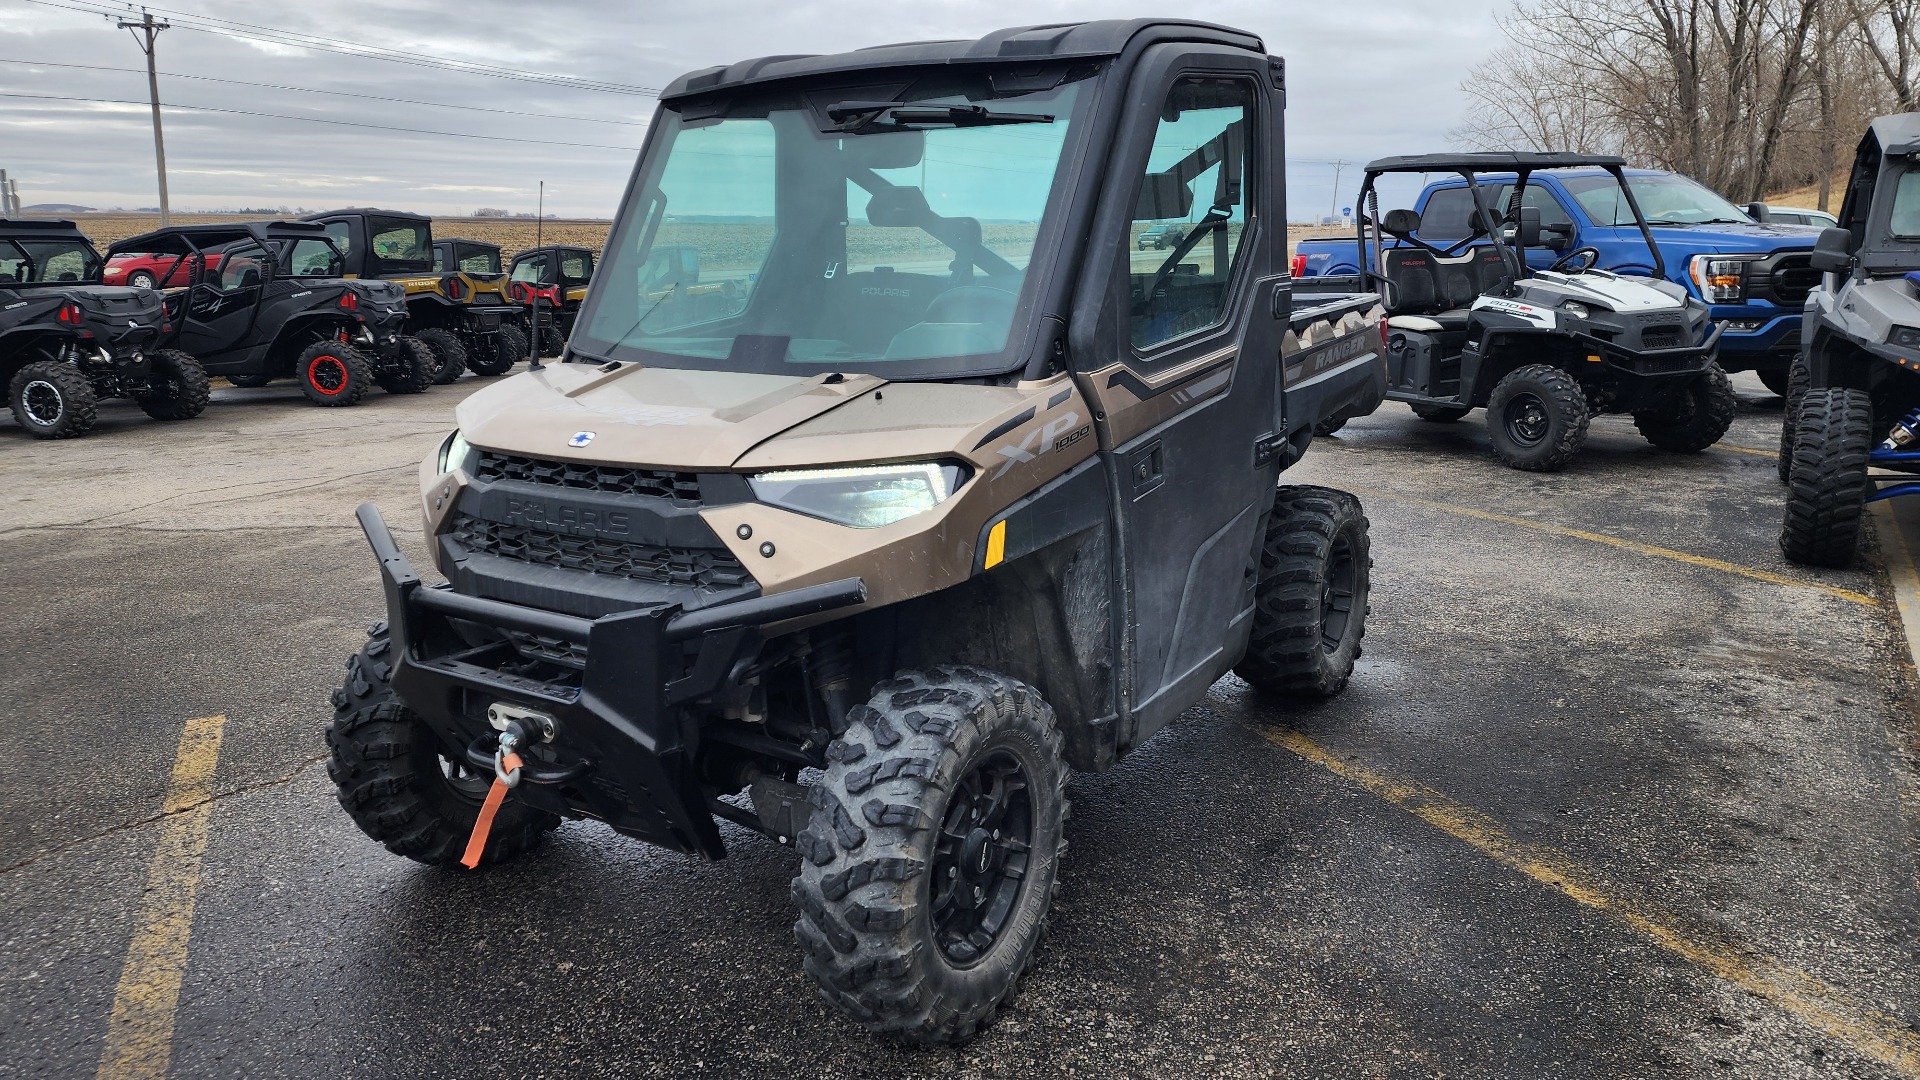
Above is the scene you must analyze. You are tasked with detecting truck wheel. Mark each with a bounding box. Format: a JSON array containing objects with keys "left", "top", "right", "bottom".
[
  {"left": 1486, "top": 364, "right": 1590, "bottom": 471},
  {"left": 375, "top": 336, "right": 436, "bottom": 395},
  {"left": 1411, "top": 403, "right": 1472, "bottom": 423},
  {"left": 224, "top": 373, "right": 274, "bottom": 388},
  {"left": 133, "top": 349, "right": 210, "bottom": 420},
  {"left": 1757, "top": 366, "right": 1791, "bottom": 397},
  {"left": 417, "top": 328, "right": 467, "bottom": 385},
  {"left": 8, "top": 360, "right": 97, "bottom": 439},
  {"left": 540, "top": 325, "right": 566, "bottom": 357},
  {"left": 1776, "top": 356, "right": 1810, "bottom": 484},
  {"left": 793, "top": 667, "right": 1069, "bottom": 1045},
  {"left": 1313, "top": 415, "right": 1348, "bottom": 436},
  {"left": 1632, "top": 363, "right": 1736, "bottom": 453},
  {"left": 1779, "top": 387, "right": 1873, "bottom": 568},
  {"left": 468, "top": 326, "right": 525, "bottom": 376},
  {"left": 327, "top": 622, "right": 559, "bottom": 866},
  {"left": 1234, "top": 485, "right": 1371, "bottom": 698},
  {"left": 296, "top": 340, "right": 372, "bottom": 407}
]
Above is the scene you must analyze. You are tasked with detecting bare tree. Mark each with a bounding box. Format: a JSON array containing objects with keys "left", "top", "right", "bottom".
[{"left": 1850, "top": 0, "right": 1919, "bottom": 110}]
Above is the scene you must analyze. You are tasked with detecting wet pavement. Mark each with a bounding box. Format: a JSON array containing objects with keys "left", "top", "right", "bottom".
[{"left": 2, "top": 373, "right": 1918, "bottom": 1078}]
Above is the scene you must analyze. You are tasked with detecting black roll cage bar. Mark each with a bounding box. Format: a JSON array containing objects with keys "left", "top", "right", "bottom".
[{"left": 106, "top": 222, "right": 346, "bottom": 290}]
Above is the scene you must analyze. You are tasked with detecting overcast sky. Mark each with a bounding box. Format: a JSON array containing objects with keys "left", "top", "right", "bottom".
[{"left": 0, "top": 0, "right": 1507, "bottom": 219}]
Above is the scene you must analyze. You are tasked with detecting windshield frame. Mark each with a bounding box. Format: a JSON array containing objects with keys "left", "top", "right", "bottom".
[{"left": 571, "top": 64, "right": 1101, "bottom": 381}]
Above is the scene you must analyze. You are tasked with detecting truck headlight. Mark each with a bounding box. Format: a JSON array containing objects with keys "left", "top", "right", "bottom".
[
  {"left": 750, "top": 463, "right": 966, "bottom": 529},
  {"left": 1688, "top": 254, "right": 1759, "bottom": 303},
  {"left": 438, "top": 429, "right": 471, "bottom": 473},
  {"left": 1561, "top": 301, "right": 1591, "bottom": 318}
]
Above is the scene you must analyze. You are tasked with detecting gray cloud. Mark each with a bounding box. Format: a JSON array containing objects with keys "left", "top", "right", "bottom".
[{"left": 0, "top": 0, "right": 1504, "bottom": 218}]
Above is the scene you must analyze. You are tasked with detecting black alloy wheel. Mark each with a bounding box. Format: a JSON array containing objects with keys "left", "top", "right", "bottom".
[
  {"left": 929, "top": 749, "right": 1035, "bottom": 966},
  {"left": 1502, "top": 390, "right": 1552, "bottom": 448},
  {"left": 1320, "top": 531, "right": 1359, "bottom": 654}
]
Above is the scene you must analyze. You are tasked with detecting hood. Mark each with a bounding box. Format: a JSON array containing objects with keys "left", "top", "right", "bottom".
[
  {"left": 1527, "top": 270, "right": 1689, "bottom": 311},
  {"left": 1643, "top": 222, "right": 1820, "bottom": 255},
  {"left": 457, "top": 363, "right": 1027, "bottom": 472}
]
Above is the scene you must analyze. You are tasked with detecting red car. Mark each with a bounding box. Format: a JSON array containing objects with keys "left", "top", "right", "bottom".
[{"left": 103, "top": 249, "right": 223, "bottom": 289}]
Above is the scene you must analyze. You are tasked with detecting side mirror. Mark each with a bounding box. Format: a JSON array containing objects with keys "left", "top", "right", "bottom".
[
  {"left": 1541, "top": 222, "right": 1574, "bottom": 251},
  {"left": 1746, "top": 201, "right": 1772, "bottom": 223},
  {"left": 1515, "top": 205, "right": 1542, "bottom": 248},
  {"left": 1809, "top": 226, "right": 1854, "bottom": 274}
]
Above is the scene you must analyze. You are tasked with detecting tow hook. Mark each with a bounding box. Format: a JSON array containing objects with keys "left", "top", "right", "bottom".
[
  {"left": 459, "top": 706, "right": 563, "bottom": 868},
  {"left": 460, "top": 704, "right": 588, "bottom": 786}
]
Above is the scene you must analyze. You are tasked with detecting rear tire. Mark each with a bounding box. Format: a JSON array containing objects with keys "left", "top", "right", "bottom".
[
  {"left": 417, "top": 327, "right": 467, "bottom": 385},
  {"left": 1777, "top": 356, "right": 1810, "bottom": 484},
  {"left": 539, "top": 325, "right": 566, "bottom": 357},
  {"left": 327, "top": 622, "right": 558, "bottom": 866},
  {"left": 1411, "top": 402, "right": 1472, "bottom": 423},
  {"left": 793, "top": 667, "right": 1069, "bottom": 1045},
  {"left": 1234, "top": 485, "right": 1371, "bottom": 698},
  {"left": 1779, "top": 387, "right": 1873, "bottom": 568},
  {"left": 296, "top": 340, "right": 372, "bottom": 407},
  {"left": 8, "top": 360, "right": 96, "bottom": 439},
  {"left": 1633, "top": 362, "right": 1736, "bottom": 453},
  {"left": 375, "top": 336, "right": 436, "bottom": 395},
  {"left": 1486, "top": 363, "right": 1589, "bottom": 471},
  {"left": 133, "top": 348, "right": 210, "bottom": 420},
  {"left": 468, "top": 325, "right": 525, "bottom": 376}
]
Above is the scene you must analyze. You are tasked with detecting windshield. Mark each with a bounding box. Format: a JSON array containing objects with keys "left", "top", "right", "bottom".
[
  {"left": 0, "top": 238, "right": 99, "bottom": 284},
  {"left": 1562, "top": 173, "right": 1752, "bottom": 226},
  {"left": 576, "top": 76, "right": 1086, "bottom": 377},
  {"left": 1894, "top": 169, "right": 1920, "bottom": 239},
  {"left": 368, "top": 217, "right": 431, "bottom": 271}
]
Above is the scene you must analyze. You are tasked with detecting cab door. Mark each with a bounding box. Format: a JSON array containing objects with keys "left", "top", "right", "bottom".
[
  {"left": 177, "top": 241, "right": 268, "bottom": 360},
  {"left": 1068, "top": 47, "right": 1286, "bottom": 748}
]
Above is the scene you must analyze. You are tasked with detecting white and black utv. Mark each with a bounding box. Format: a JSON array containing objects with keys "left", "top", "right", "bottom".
[{"left": 1326, "top": 153, "right": 1733, "bottom": 471}]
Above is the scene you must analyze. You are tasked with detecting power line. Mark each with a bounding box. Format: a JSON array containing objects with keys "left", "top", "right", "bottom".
[
  {"left": 14, "top": 0, "right": 664, "bottom": 96},
  {"left": 0, "top": 91, "right": 640, "bottom": 151},
  {"left": 0, "top": 58, "right": 649, "bottom": 125}
]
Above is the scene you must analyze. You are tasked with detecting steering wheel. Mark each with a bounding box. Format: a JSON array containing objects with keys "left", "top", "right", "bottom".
[{"left": 1549, "top": 247, "right": 1602, "bottom": 273}]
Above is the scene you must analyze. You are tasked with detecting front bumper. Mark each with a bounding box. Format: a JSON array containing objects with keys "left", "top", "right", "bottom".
[
  {"left": 357, "top": 503, "right": 865, "bottom": 859},
  {"left": 1583, "top": 322, "right": 1724, "bottom": 379},
  {"left": 1710, "top": 310, "right": 1800, "bottom": 368}
]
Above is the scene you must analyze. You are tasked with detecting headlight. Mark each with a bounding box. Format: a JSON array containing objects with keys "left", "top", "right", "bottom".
[
  {"left": 1561, "top": 301, "right": 1591, "bottom": 318},
  {"left": 750, "top": 462, "right": 966, "bottom": 529},
  {"left": 1893, "top": 326, "right": 1920, "bottom": 351},
  {"left": 438, "top": 429, "right": 470, "bottom": 473},
  {"left": 1687, "top": 254, "right": 1759, "bottom": 303}
]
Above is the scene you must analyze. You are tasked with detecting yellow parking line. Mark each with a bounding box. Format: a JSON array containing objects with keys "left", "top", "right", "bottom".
[
  {"left": 1716, "top": 442, "right": 1777, "bottom": 459},
  {"left": 1366, "top": 490, "right": 1879, "bottom": 608},
  {"left": 96, "top": 715, "right": 226, "bottom": 1080},
  {"left": 1260, "top": 725, "right": 1920, "bottom": 1075}
]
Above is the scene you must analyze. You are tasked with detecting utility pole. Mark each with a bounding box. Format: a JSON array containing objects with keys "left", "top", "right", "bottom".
[
  {"left": 117, "top": 8, "right": 171, "bottom": 225},
  {"left": 1328, "top": 160, "right": 1350, "bottom": 225}
]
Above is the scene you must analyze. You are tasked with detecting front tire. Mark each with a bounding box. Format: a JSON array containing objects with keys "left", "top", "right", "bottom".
[
  {"left": 539, "top": 324, "right": 566, "bottom": 357},
  {"left": 1633, "top": 363, "right": 1736, "bottom": 453},
  {"left": 1777, "top": 356, "right": 1810, "bottom": 484},
  {"left": 133, "top": 349, "right": 210, "bottom": 420},
  {"left": 296, "top": 340, "right": 372, "bottom": 407},
  {"left": 1487, "top": 363, "right": 1590, "bottom": 471},
  {"left": 1234, "top": 485, "right": 1371, "bottom": 698},
  {"left": 467, "top": 325, "right": 525, "bottom": 376},
  {"left": 793, "top": 667, "right": 1069, "bottom": 1045},
  {"left": 8, "top": 360, "right": 97, "bottom": 439},
  {"left": 327, "top": 622, "right": 559, "bottom": 866},
  {"left": 417, "top": 327, "right": 467, "bottom": 385},
  {"left": 375, "top": 336, "right": 436, "bottom": 395},
  {"left": 128, "top": 270, "right": 157, "bottom": 290},
  {"left": 1779, "top": 387, "right": 1873, "bottom": 568}
]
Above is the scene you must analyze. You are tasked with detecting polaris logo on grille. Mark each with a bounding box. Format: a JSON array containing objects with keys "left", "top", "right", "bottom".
[
  {"left": 569, "top": 431, "right": 595, "bottom": 447},
  {"left": 504, "top": 498, "right": 631, "bottom": 537}
]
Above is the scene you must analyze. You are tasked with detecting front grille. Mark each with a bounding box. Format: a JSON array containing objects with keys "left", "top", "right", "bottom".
[
  {"left": 1768, "top": 261, "right": 1821, "bottom": 305},
  {"left": 1641, "top": 329, "right": 1683, "bottom": 350},
  {"left": 1630, "top": 355, "right": 1702, "bottom": 375},
  {"left": 476, "top": 451, "right": 702, "bottom": 505},
  {"left": 451, "top": 514, "right": 749, "bottom": 589}
]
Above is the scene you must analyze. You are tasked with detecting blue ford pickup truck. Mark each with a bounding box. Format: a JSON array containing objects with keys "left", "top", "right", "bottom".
[{"left": 1294, "top": 168, "right": 1820, "bottom": 390}]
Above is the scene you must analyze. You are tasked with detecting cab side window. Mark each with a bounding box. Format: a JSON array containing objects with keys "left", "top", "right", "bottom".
[
  {"left": 1129, "top": 78, "right": 1253, "bottom": 351},
  {"left": 511, "top": 255, "right": 546, "bottom": 284},
  {"left": 218, "top": 243, "right": 268, "bottom": 291},
  {"left": 287, "top": 239, "right": 339, "bottom": 277},
  {"left": 560, "top": 253, "right": 590, "bottom": 281},
  {"left": 321, "top": 221, "right": 352, "bottom": 259}
]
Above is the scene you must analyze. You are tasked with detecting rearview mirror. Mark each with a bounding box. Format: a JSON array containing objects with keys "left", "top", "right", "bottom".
[
  {"left": 866, "top": 185, "right": 932, "bottom": 227},
  {"left": 1541, "top": 222, "right": 1574, "bottom": 251},
  {"left": 842, "top": 129, "right": 924, "bottom": 172},
  {"left": 1809, "top": 226, "right": 1854, "bottom": 274},
  {"left": 1133, "top": 173, "right": 1194, "bottom": 221}
]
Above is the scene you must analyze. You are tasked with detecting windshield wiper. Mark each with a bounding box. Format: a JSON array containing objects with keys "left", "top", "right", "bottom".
[{"left": 826, "top": 100, "right": 1053, "bottom": 132}]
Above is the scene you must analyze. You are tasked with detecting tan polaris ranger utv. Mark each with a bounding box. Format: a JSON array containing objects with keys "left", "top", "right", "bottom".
[{"left": 330, "top": 19, "right": 1386, "bottom": 1044}]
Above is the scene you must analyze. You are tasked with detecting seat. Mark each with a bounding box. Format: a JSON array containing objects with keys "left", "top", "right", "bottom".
[{"left": 1380, "top": 248, "right": 1472, "bottom": 331}]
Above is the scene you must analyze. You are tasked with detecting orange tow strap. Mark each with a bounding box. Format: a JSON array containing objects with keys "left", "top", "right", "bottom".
[{"left": 461, "top": 751, "right": 522, "bottom": 869}]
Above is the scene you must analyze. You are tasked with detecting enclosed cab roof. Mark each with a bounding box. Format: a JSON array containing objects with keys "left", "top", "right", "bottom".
[
  {"left": 438, "top": 237, "right": 500, "bottom": 251},
  {"left": 301, "top": 207, "right": 430, "bottom": 223},
  {"left": 661, "top": 19, "right": 1264, "bottom": 101},
  {"left": 1864, "top": 112, "right": 1920, "bottom": 157}
]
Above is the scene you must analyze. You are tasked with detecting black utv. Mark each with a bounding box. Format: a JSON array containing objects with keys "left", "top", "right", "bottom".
[
  {"left": 107, "top": 222, "right": 433, "bottom": 406},
  {"left": 1320, "top": 153, "right": 1734, "bottom": 471},
  {"left": 300, "top": 209, "right": 526, "bottom": 383},
  {"left": 506, "top": 244, "right": 595, "bottom": 355},
  {"left": 0, "top": 218, "right": 205, "bottom": 439},
  {"left": 1778, "top": 112, "right": 1920, "bottom": 567}
]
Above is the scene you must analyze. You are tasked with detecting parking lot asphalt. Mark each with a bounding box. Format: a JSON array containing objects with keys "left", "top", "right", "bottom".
[{"left": 3, "top": 373, "right": 1919, "bottom": 1079}]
